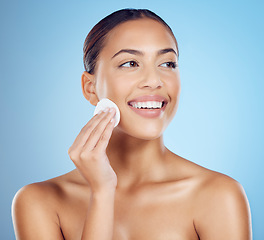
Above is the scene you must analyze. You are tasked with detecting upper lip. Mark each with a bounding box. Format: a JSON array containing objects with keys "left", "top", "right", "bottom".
[{"left": 127, "top": 95, "right": 169, "bottom": 105}]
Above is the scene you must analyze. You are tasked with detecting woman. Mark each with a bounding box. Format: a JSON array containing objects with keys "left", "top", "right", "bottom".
[{"left": 12, "top": 9, "right": 252, "bottom": 240}]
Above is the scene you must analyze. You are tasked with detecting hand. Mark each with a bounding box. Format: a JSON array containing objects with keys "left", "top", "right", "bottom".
[{"left": 68, "top": 108, "right": 117, "bottom": 193}]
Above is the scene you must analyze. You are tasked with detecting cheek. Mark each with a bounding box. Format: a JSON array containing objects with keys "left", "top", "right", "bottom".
[
  {"left": 168, "top": 76, "right": 181, "bottom": 101},
  {"left": 95, "top": 74, "right": 134, "bottom": 105},
  {"left": 94, "top": 67, "right": 121, "bottom": 99},
  {"left": 162, "top": 69, "right": 181, "bottom": 97},
  {"left": 165, "top": 71, "right": 181, "bottom": 117},
  {"left": 106, "top": 69, "right": 136, "bottom": 98}
]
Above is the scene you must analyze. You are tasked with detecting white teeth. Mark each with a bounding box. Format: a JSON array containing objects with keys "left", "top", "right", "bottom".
[
  {"left": 130, "top": 101, "right": 163, "bottom": 109},
  {"left": 147, "top": 102, "right": 151, "bottom": 108}
]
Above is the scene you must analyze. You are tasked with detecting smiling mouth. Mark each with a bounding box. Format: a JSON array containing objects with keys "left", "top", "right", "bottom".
[
  {"left": 128, "top": 101, "right": 166, "bottom": 109},
  {"left": 127, "top": 95, "right": 168, "bottom": 118}
]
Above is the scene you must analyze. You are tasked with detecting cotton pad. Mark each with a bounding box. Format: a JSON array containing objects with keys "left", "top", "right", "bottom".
[{"left": 93, "top": 98, "right": 120, "bottom": 127}]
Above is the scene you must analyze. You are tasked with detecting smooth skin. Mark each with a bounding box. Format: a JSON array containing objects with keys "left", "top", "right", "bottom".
[{"left": 12, "top": 19, "right": 252, "bottom": 240}]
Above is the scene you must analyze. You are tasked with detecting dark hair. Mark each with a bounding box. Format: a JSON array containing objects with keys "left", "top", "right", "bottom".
[{"left": 83, "top": 8, "right": 179, "bottom": 74}]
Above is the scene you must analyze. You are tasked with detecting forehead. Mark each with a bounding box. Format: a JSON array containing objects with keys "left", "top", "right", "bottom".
[{"left": 101, "top": 18, "right": 177, "bottom": 57}]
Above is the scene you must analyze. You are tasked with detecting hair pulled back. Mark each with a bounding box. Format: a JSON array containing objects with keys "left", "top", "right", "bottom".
[{"left": 83, "top": 8, "right": 179, "bottom": 74}]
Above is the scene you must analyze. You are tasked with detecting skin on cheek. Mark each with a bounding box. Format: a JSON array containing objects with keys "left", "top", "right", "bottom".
[
  {"left": 95, "top": 63, "right": 133, "bottom": 102},
  {"left": 93, "top": 67, "right": 110, "bottom": 100},
  {"left": 95, "top": 78, "right": 118, "bottom": 101},
  {"left": 95, "top": 81, "right": 108, "bottom": 100}
]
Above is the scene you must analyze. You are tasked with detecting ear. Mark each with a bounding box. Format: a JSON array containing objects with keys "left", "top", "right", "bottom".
[{"left": 81, "top": 71, "right": 99, "bottom": 106}]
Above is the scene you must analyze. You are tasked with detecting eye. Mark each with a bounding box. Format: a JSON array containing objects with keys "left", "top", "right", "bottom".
[
  {"left": 160, "top": 61, "right": 177, "bottom": 69},
  {"left": 119, "top": 61, "right": 139, "bottom": 68}
]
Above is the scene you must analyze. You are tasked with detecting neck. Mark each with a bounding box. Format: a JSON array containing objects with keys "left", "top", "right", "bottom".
[{"left": 106, "top": 128, "right": 168, "bottom": 189}]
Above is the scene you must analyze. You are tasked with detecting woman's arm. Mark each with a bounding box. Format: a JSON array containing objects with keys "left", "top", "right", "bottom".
[
  {"left": 68, "top": 108, "right": 117, "bottom": 240},
  {"left": 194, "top": 175, "right": 252, "bottom": 240},
  {"left": 81, "top": 190, "right": 116, "bottom": 240}
]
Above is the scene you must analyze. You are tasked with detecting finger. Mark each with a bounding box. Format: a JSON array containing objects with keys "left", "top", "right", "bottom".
[
  {"left": 94, "top": 118, "right": 115, "bottom": 153},
  {"left": 82, "top": 108, "right": 116, "bottom": 152},
  {"left": 78, "top": 110, "right": 106, "bottom": 138},
  {"left": 70, "top": 110, "right": 108, "bottom": 150}
]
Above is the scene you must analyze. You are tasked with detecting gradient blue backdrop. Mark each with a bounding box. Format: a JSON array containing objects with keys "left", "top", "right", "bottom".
[{"left": 1, "top": 0, "right": 263, "bottom": 239}]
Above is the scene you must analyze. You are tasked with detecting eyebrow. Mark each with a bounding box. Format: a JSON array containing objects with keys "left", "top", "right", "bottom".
[{"left": 111, "top": 48, "right": 178, "bottom": 59}]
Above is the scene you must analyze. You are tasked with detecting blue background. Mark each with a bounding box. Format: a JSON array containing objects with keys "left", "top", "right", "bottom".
[{"left": 1, "top": 0, "right": 263, "bottom": 239}]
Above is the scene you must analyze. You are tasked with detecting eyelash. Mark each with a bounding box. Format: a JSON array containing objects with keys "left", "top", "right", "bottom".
[
  {"left": 119, "top": 61, "right": 139, "bottom": 68},
  {"left": 160, "top": 62, "right": 177, "bottom": 69},
  {"left": 119, "top": 61, "right": 178, "bottom": 69}
]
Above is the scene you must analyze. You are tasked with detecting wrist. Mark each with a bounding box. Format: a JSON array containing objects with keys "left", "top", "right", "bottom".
[{"left": 91, "top": 188, "right": 116, "bottom": 199}]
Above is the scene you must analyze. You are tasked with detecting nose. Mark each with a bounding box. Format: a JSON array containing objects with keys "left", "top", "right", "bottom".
[{"left": 138, "top": 67, "right": 163, "bottom": 89}]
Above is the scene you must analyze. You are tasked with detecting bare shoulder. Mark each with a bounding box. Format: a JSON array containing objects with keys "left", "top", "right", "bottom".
[
  {"left": 191, "top": 163, "right": 246, "bottom": 198},
  {"left": 189, "top": 161, "right": 250, "bottom": 210},
  {"left": 195, "top": 168, "right": 250, "bottom": 215},
  {"left": 12, "top": 169, "right": 88, "bottom": 212},
  {"left": 194, "top": 170, "right": 252, "bottom": 239},
  {"left": 172, "top": 153, "right": 250, "bottom": 218},
  {"left": 167, "top": 151, "right": 252, "bottom": 239},
  {"left": 12, "top": 170, "right": 86, "bottom": 240},
  {"left": 13, "top": 171, "right": 72, "bottom": 207},
  {"left": 167, "top": 150, "right": 248, "bottom": 199},
  {"left": 188, "top": 162, "right": 251, "bottom": 239}
]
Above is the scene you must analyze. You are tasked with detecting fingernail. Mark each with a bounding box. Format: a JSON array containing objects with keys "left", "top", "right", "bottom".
[
  {"left": 103, "top": 107, "right": 110, "bottom": 112},
  {"left": 98, "top": 110, "right": 103, "bottom": 114},
  {"left": 109, "top": 108, "right": 115, "bottom": 113}
]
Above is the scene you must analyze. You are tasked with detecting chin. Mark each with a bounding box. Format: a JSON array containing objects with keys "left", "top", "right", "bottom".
[
  {"left": 141, "top": 126, "right": 164, "bottom": 140},
  {"left": 116, "top": 122, "right": 165, "bottom": 140}
]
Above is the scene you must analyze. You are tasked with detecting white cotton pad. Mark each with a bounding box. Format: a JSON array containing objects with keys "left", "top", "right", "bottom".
[{"left": 93, "top": 98, "right": 120, "bottom": 127}]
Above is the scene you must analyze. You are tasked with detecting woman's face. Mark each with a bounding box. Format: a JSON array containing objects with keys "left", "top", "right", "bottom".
[{"left": 92, "top": 18, "right": 181, "bottom": 140}]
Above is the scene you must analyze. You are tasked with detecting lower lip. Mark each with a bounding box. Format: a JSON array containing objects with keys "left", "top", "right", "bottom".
[{"left": 128, "top": 104, "right": 167, "bottom": 118}]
